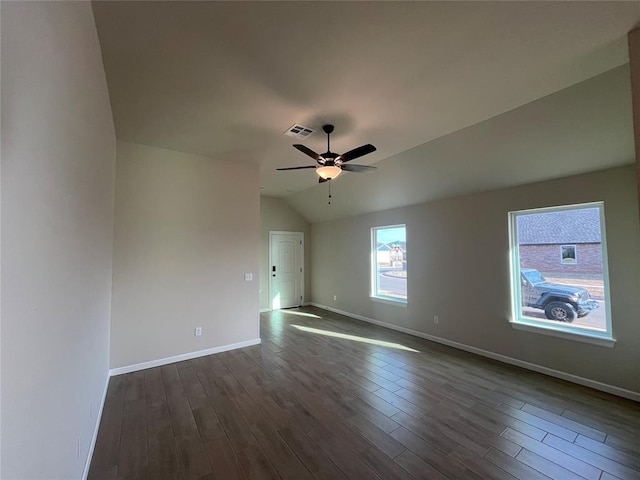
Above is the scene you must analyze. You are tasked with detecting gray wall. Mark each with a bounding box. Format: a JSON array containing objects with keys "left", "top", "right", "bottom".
[
  {"left": 1, "top": 2, "right": 116, "bottom": 477},
  {"left": 311, "top": 166, "right": 640, "bottom": 394},
  {"left": 110, "top": 142, "right": 260, "bottom": 369},
  {"left": 260, "top": 197, "right": 311, "bottom": 310}
]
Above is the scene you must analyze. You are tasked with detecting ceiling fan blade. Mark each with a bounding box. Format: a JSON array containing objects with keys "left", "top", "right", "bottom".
[
  {"left": 318, "top": 177, "right": 329, "bottom": 183},
  {"left": 276, "top": 165, "right": 317, "bottom": 171},
  {"left": 341, "top": 164, "right": 377, "bottom": 173},
  {"left": 293, "top": 144, "right": 321, "bottom": 161},
  {"left": 339, "top": 144, "right": 376, "bottom": 163}
]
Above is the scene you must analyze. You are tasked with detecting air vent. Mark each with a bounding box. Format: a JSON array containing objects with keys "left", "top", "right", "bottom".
[{"left": 284, "top": 124, "right": 315, "bottom": 139}]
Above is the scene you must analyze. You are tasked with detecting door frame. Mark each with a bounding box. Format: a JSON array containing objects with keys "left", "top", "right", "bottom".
[{"left": 269, "top": 231, "right": 304, "bottom": 310}]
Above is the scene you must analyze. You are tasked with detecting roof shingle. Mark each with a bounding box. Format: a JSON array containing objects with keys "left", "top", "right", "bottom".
[{"left": 517, "top": 207, "right": 601, "bottom": 244}]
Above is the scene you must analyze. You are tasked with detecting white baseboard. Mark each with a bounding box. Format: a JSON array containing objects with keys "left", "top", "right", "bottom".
[
  {"left": 309, "top": 303, "right": 640, "bottom": 403},
  {"left": 259, "top": 308, "right": 271, "bottom": 313},
  {"left": 82, "top": 372, "right": 110, "bottom": 480},
  {"left": 109, "top": 338, "right": 262, "bottom": 376}
]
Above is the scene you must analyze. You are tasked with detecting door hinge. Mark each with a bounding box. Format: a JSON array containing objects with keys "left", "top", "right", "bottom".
[
  {"left": 300, "top": 267, "right": 302, "bottom": 272},
  {"left": 300, "top": 240, "right": 302, "bottom": 245}
]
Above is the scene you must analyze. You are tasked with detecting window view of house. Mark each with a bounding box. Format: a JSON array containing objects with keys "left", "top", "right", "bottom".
[
  {"left": 371, "top": 225, "right": 407, "bottom": 302},
  {"left": 510, "top": 203, "right": 611, "bottom": 337}
]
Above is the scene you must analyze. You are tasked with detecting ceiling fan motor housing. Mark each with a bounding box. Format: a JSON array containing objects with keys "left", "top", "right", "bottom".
[{"left": 321, "top": 152, "right": 340, "bottom": 165}]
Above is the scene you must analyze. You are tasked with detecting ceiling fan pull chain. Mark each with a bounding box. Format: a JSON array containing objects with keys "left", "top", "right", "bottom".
[{"left": 328, "top": 180, "right": 332, "bottom": 205}]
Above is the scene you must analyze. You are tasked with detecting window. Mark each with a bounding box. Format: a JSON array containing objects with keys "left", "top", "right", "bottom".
[
  {"left": 371, "top": 225, "right": 407, "bottom": 303},
  {"left": 509, "top": 203, "right": 614, "bottom": 346},
  {"left": 561, "top": 245, "right": 577, "bottom": 264}
]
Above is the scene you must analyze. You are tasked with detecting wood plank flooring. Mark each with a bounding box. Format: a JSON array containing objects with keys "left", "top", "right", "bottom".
[{"left": 88, "top": 307, "right": 640, "bottom": 480}]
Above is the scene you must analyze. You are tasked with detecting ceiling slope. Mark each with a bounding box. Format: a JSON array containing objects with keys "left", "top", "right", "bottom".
[
  {"left": 285, "top": 65, "right": 634, "bottom": 223},
  {"left": 91, "top": 1, "right": 640, "bottom": 213}
]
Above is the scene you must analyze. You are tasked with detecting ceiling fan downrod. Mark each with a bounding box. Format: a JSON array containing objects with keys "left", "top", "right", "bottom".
[{"left": 323, "top": 124, "right": 334, "bottom": 155}]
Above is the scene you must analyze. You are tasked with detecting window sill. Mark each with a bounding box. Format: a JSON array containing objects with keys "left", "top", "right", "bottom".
[
  {"left": 371, "top": 296, "right": 407, "bottom": 307},
  {"left": 510, "top": 320, "right": 616, "bottom": 347}
]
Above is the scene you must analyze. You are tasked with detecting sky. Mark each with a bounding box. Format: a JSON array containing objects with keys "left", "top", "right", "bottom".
[{"left": 376, "top": 226, "right": 406, "bottom": 244}]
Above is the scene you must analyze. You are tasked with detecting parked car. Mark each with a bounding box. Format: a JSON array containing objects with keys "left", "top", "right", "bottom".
[{"left": 520, "top": 268, "right": 599, "bottom": 322}]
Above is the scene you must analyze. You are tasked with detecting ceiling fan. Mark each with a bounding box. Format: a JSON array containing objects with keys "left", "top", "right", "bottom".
[{"left": 277, "top": 124, "right": 377, "bottom": 182}]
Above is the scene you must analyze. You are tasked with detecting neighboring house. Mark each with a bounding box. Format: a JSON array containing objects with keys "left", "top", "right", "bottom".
[
  {"left": 517, "top": 208, "right": 602, "bottom": 274},
  {"left": 376, "top": 242, "right": 406, "bottom": 266}
]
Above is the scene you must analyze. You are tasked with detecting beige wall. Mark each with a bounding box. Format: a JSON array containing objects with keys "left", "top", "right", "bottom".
[
  {"left": 629, "top": 28, "right": 640, "bottom": 216},
  {"left": 1, "top": 2, "right": 116, "bottom": 477},
  {"left": 110, "top": 142, "right": 260, "bottom": 369},
  {"left": 311, "top": 166, "right": 640, "bottom": 394}
]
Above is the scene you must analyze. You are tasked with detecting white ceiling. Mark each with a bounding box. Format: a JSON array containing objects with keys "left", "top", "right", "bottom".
[{"left": 92, "top": 1, "right": 640, "bottom": 221}]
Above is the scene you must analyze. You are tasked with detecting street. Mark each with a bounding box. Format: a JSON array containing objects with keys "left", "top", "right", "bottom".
[
  {"left": 522, "top": 300, "right": 606, "bottom": 331},
  {"left": 378, "top": 269, "right": 407, "bottom": 299}
]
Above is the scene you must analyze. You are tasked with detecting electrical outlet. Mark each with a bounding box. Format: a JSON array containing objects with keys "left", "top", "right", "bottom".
[
  {"left": 434, "top": 315, "right": 439, "bottom": 324},
  {"left": 244, "top": 273, "right": 253, "bottom": 281},
  {"left": 195, "top": 327, "right": 202, "bottom": 336},
  {"left": 333, "top": 295, "right": 337, "bottom": 301}
]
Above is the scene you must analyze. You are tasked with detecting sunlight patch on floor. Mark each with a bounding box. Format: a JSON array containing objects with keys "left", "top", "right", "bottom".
[{"left": 291, "top": 324, "right": 419, "bottom": 352}]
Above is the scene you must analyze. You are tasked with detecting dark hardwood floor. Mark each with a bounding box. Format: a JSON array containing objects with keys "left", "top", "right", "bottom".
[{"left": 88, "top": 307, "right": 640, "bottom": 480}]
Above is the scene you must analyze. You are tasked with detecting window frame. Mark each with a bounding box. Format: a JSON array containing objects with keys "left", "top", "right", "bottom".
[
  {"left": 371, "top": 224, "right": 407, "bottom": 305},
  {"left": 508, "top": 202, "right": 615, "bottom": 347}
]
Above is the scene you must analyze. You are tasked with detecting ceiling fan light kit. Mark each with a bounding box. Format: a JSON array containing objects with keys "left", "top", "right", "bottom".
[
  {"left": 276, "top": 124, "right": 377, "bottom": 182},
  {"left": 316, "top": 165, "right": 342, "bottom": 180}
]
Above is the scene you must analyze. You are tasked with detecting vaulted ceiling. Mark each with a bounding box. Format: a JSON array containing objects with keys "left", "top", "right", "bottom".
[{"left": 92, "top": 1, "right": 640, "bottom": 222}]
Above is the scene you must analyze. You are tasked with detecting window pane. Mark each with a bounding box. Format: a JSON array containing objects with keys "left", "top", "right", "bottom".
[
  {"left": 512, "top": 204, "right": 609, "bottom": 335},
  {"left": 372, "top": 225, "right": 407, "bottom": 302}
]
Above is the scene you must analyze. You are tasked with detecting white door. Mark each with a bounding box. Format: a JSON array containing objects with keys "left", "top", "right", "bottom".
[{"left": 269, "top": 232, "right": 303, "bottom": 309}]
